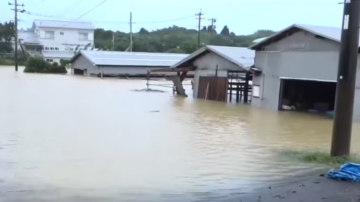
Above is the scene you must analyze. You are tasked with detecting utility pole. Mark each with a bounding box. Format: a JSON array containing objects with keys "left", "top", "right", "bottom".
[
  {"left": 112, "top": 32, "right": 114, "bottom": 51},
  {"left": 195, "top": 10, "right": 204, "bottom": 48},
  {"left": 129, "top": 12, "right": 133, "bottom": 52},
  {"left": 331, "top": 0, "right": 360, "bottom": 157},
  {"left": 8, "top": 0, "right": 25, "bottom": 72},
  {"left": 208, "top": 18, "right": 216, "bottom": 37}
]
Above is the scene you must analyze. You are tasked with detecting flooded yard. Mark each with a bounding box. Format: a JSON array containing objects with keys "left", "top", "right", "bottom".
[{"left": 1, "top": 66, "right": 360, "bottom": 202}]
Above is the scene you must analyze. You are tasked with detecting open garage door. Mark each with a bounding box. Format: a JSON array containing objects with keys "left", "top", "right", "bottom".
[{"left": 279, "top": 78, "right": 336, "bottom": 116}]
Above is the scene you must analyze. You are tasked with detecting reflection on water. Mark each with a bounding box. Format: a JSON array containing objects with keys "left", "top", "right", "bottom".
[{"left": 1, "top": 67, "right": 360, "bottom": 202}]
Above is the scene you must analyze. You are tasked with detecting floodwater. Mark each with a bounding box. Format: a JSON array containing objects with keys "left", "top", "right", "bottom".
[{"left": 1, "top": 66, "right": 360, "bottom": 202}]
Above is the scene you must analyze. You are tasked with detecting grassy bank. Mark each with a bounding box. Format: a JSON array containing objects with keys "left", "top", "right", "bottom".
[{"left": 280, "top": 150, "right": 360, "bottom": 166}]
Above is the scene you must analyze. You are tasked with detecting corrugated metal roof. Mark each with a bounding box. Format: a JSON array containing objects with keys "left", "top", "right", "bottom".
[
  {"left": 33, "top": 19, "right": 95, "bottom": 30},
  {"left": 171, "top": 45, "right": 255, "bottom": 70},
  {"left": 75, "top": 51, "right": 189, "bottom": 67},
  {"left": 42, "top": 51, "right": 75, "bottom": 59},
  {"left": 18, "top": 31, "right": 41, "bottom": 44},
  {"left": 252, "top": 37, "right": 267, "bottom": 44},
  {"left": 250, "top": 24, "right": 349, "bottom": 49}
]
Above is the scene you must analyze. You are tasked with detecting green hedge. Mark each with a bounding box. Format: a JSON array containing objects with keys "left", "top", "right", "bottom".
[
  {"left": 24, "top": 57, "right": 67, "bottom": 74},
  {"left": 0, "top": 57, "right": 15, "bottom": 65}
]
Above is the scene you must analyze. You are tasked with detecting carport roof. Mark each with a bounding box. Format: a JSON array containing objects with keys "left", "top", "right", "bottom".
[
  {"left": 70, "top": 51, "right": 189, "bottom": 67},
  {"left": 250, "top": 24, "right": 354, "bottom": 50},
  {"left": 171, "top": 45, "right": 255, "bottom": 70}
]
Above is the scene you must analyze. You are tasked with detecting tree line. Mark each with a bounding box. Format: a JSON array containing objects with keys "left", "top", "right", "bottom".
[
  {"left": 95, "top": 25, "right": 275, "bottom": 53},
  {"left": 0, "top": 20, "right": 275, "bottom": 57}
]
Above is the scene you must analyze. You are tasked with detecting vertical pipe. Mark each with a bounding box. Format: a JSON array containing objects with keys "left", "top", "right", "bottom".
[
  {"left": 331, "top": 0, "right": 360, "bottom": 157},
  {"left": 244, "top": 72, "right": 249, "bottom": 103}
]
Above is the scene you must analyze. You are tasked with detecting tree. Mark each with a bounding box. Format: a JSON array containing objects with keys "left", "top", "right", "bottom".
[
  {"left": 139, "top": 28, "right": 149, "bottom": 34},
  {"left": 0, "top": 21, "right": 15, "bottom": 53},
  {"left": 220, "top": 25, "right": 230, "bottom": 36}
]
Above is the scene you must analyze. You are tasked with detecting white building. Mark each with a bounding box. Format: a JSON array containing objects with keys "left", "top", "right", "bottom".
[{"left": 16, "top": 19, "right": 95, "bottom": 63}]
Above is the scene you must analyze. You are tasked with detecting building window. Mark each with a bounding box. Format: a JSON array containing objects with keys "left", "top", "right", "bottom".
[
  {"left": 70, "top": 48, "right": 73, "bottom": 51},
  {"left": 44, "top": 31, "right": 55, "bottom": 39},
  {"left": 79, "top": 32, "right": 88, "bottom": 40},
  {"left": 253, "top": 85, "right": 260, "bottom": 98},
  {"left": 45, "top": 47, "right": 49, "bottom": 50},
  {"left": 55, "top": 47, "right": 59, "bottom": 50},
  {"left": 60, "top": 32, "right": 64, "bottom": 35},
  {"left": 46, "top": 59, "right": 53, "bottom": 62},
  {"left": 50, "top": 47, "right": 54, "bottom": 50}
]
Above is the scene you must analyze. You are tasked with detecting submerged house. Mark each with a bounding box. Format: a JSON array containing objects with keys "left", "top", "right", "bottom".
[{"left": 249, "top": 24, "right": 360, "bottom": 120}]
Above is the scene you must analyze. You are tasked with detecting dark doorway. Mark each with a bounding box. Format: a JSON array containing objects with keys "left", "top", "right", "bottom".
[
  {"left": 74, "top": 68, "right": 85, "bottom": 75},
  {"left": 279, "top": 79, "right": 336, "bottom": 115}
]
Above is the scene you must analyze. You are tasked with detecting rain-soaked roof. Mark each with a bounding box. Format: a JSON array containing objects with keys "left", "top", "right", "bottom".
[
  {"left": 171, "top": 45, "right": 255, "bottom": 70},
  {"left": 71, "top": 51, "right": 189, "bottom": 67},
  {"left": 250, "top": 24, "right": 351, "bottom": 49}
]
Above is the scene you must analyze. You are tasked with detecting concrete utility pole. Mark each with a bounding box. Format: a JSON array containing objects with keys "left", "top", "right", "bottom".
[
  {"left": 112, "top": 32, "right": 115, "bottom": 50},
  {"left": 129, "top": 12, "right": 133, "bottom": 52},
  {"left": 331, "top": 0, "right": 360, "bottom": 157},
  {"left": 208, "top": 18, "right": 216, "bottom": 37},
  {"left": 8, "top": 0, "right": 25, "bottom": 72},
  {"left": 195, "top": 10, "right": 204, "bottom": 48}
]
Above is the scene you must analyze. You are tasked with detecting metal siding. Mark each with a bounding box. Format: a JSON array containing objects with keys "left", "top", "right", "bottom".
[
  {"left": 280, "top": 52, "right": 339, "bottom": 81},
  {"left": 264, "top": 31, "right": 340, "bottom": 51},
  {"left": 194, "top": 52, "right": 241, "bottom": 71},
  {"left": 192, "top": 52, "right": 236, "bottom": 99}
]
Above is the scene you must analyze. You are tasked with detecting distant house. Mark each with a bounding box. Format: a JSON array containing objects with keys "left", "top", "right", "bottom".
[
  {"left": 69, "top": 50, "right": 189, "bottom": 77},
  {"left": 249, "top": 23, "right": 360, "bottom": 120},
  {"left": 15, "top": 19, "right": 95, "bottom": 63}
]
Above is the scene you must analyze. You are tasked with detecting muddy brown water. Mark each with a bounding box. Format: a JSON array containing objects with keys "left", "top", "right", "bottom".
[{"left": 1, "top": 66, "right": 360, "bottom": 202}]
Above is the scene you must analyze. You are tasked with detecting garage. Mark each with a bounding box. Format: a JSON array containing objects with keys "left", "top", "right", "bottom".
[{"left": 279, "top": 78, "right": 336, "bottom": 115}]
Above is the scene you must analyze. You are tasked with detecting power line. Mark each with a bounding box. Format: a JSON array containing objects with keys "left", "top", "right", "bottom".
[
  {"left": 195, "top": 10, "right": 204, "bottom": 48},
  {"left": 54, "top": 0, "right": 86, "bottom": 17},
  {"left": 129, "top": 12, "right": 133, "bottom": 52},
  {"left": 23, "top": 12, "right": 194, "bottom": 25},
  {"left": 8, "top": 0, "right": 26, "bottom": 72},
  {"left": 61, "top": 0, "right": 108, "bottom": 28}
]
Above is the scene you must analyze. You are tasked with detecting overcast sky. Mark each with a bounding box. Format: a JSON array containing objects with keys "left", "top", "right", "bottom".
[{"left": 1, "top": 0, "right": 344, "bottom": 35}]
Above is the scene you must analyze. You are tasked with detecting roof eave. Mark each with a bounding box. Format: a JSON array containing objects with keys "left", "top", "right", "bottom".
[{"left": 170, "top": 46, "right": 208, "bottom": 68}]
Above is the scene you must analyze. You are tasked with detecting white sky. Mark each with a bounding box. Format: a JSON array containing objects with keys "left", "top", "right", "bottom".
[{"left": 1, "top": 0, "right": 344, "bottom": 34}]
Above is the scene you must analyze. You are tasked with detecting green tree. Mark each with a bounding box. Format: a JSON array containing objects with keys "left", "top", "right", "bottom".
[
  {"left": 0, "top": 21, "right": 15, "bottom": 53},
  {"left": 220, "top": 25, "right": 230, "bottom": 36},
  {"left": 94, "top": 25, "right": 275, "bottom": 53}
]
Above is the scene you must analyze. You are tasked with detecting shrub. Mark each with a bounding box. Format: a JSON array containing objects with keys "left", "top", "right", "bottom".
[
  {"left": 59, "top": 59, "right": 70, "bottom": 67},
  {"left": 24, "top": 57, "right": 67, "bottom": 74},
  {"left": 0, "top": 57, "right": 15, "bottom": 65}
]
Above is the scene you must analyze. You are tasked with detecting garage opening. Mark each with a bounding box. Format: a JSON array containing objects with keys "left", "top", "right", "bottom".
[
  {"left": 279, "top": 78, "right": 336, "bottom": 116},
  {"left": 73, "top": 68, "right": 85, "bottom": 75}
]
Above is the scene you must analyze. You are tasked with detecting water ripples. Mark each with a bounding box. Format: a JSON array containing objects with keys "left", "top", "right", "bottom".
[{"left": 1, "top": 67, "right": 360, "bottom": 201}]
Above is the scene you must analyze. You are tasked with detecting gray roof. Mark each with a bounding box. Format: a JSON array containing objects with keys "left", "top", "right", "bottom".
[
  {"left": 18, "top": 31, "right": 41, "bottom": 45},
  {"left": 171, "top": 45, "right": 255, "bottom": 70},
  {"left": 250, "top": 24, "right": 349, "bottom": 49},
  {"left": 71, "top": 51, "right": 189, "bottom": 67},
  {"left": 33, "top": 19, "right": 95, "bottom": 30},
  {"left": 42, "top": 51, "right": 75, "bottom": 59}
]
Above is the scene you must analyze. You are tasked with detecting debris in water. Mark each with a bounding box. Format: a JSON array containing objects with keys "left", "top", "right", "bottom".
[
  {"left": 149, "top": 110, "right": 160, "bottom": 113},
  {"left": 131, "top": 88, "right": 165, "bottom": 93}
]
